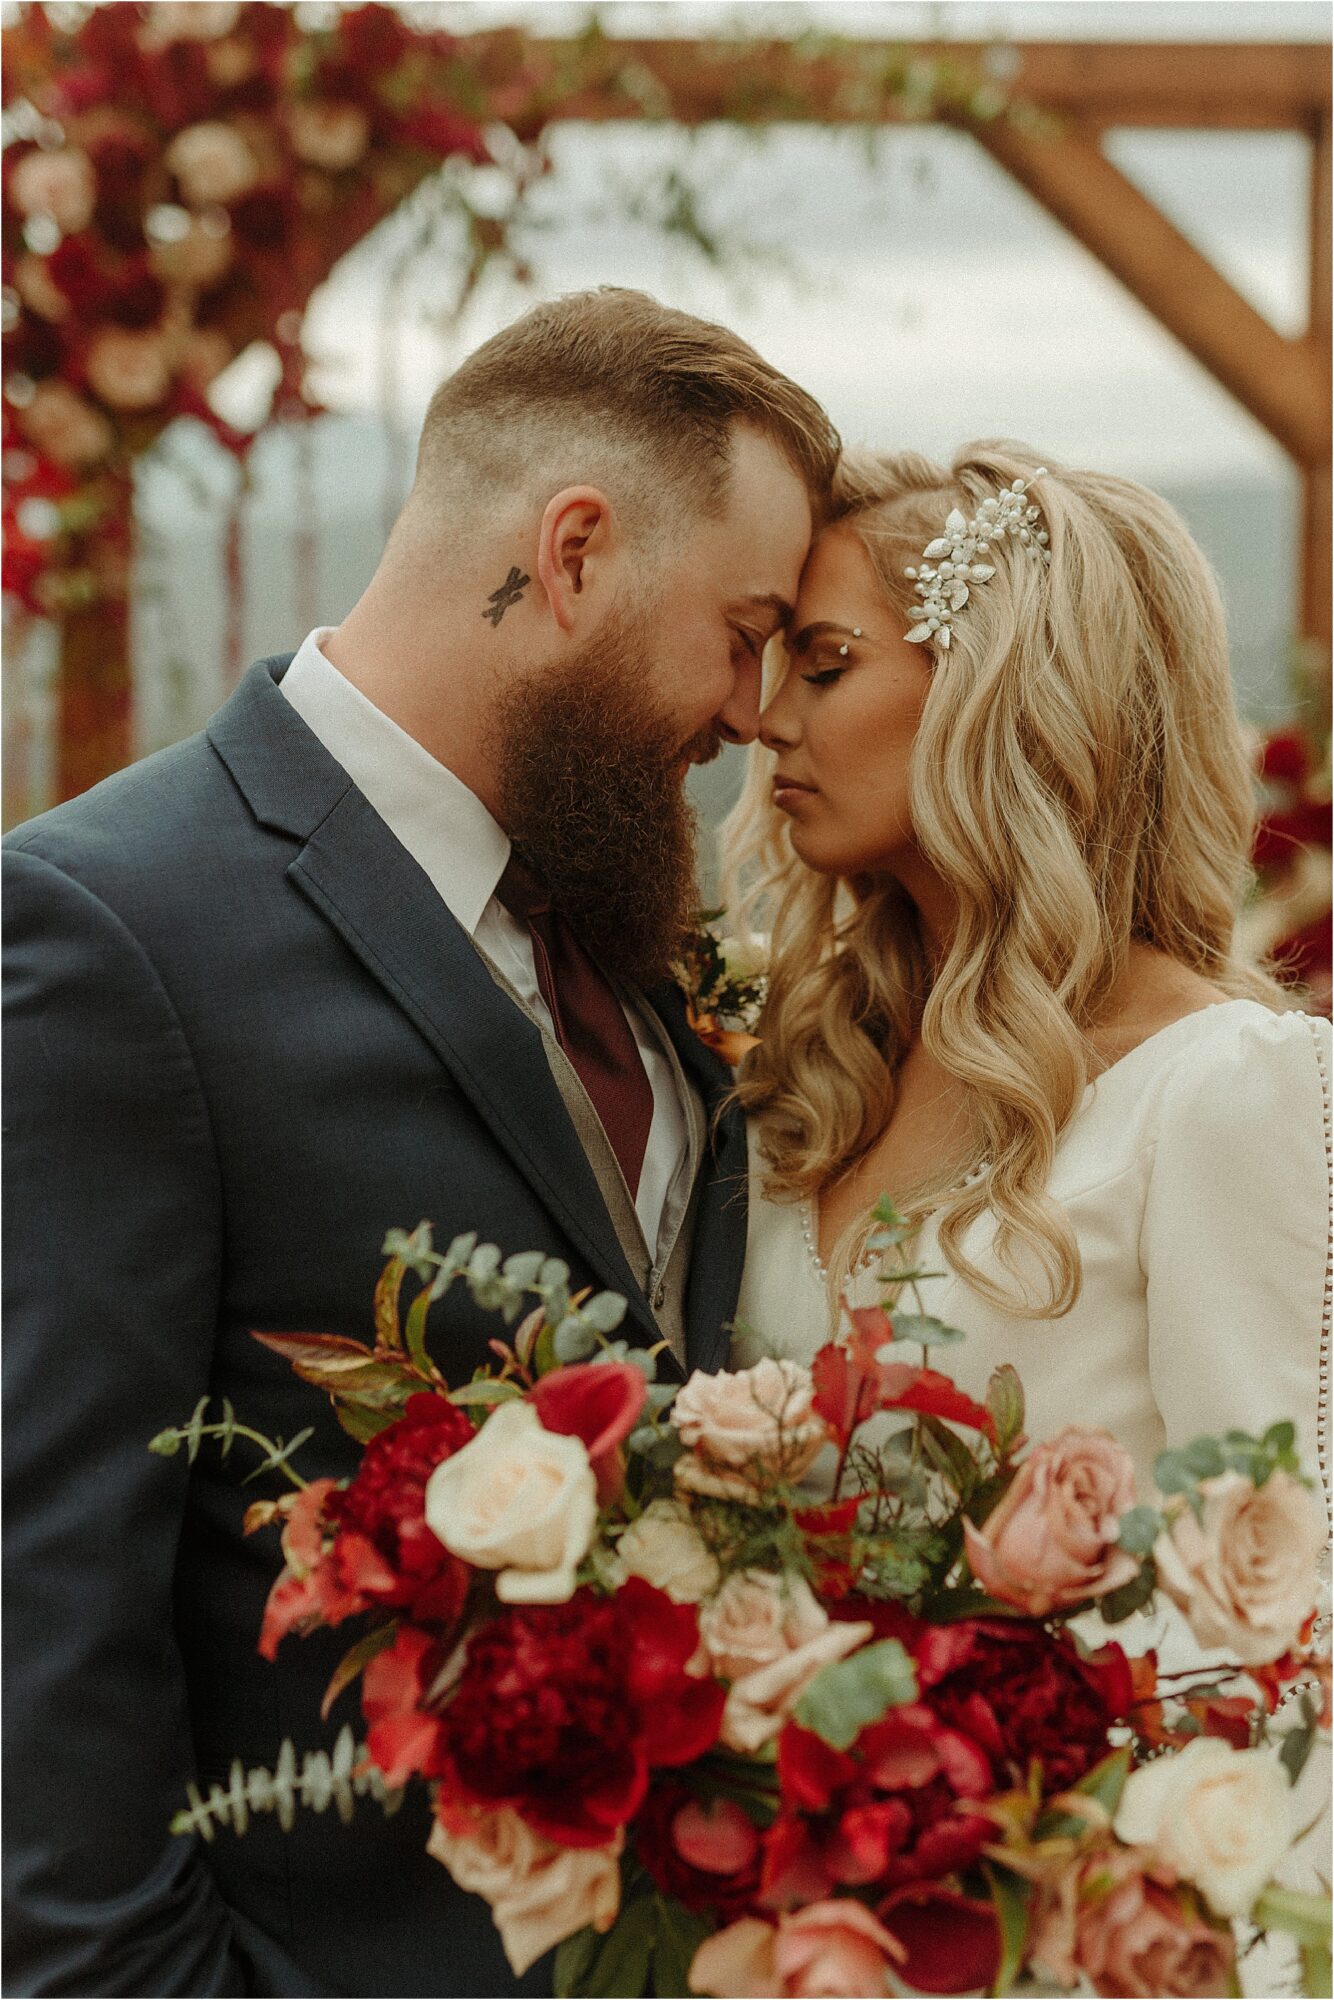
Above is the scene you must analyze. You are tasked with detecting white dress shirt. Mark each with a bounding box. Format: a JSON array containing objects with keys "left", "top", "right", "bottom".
[{"left": 278, "top": 629, "right": 690, "bottom": 1256}]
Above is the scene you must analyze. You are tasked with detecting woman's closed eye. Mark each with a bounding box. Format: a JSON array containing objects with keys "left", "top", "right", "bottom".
[{"left": 801, "top": 665, "right": 847, "bottom": 689}]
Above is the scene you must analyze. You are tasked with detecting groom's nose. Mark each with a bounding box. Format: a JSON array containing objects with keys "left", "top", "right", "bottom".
[{"left": 716, "top": 652, "right": 763, "bottom": 745}]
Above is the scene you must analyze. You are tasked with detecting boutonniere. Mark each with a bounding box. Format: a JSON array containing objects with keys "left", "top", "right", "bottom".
[{"left": 673, "top": 910, "right": 768, "bottom": 1066}]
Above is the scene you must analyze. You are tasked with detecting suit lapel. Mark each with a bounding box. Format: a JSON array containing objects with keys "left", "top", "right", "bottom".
[
  {"left": 208, "top": 661, "right": 656, "bottom": 1332},
  {"left": 647, "top": 982, "right": 750, "bottom": 1375}
]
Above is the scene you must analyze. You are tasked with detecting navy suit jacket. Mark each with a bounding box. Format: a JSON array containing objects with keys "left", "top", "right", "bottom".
[{"left": 3, "top": 658, "right": 749, "bottom": 1998}]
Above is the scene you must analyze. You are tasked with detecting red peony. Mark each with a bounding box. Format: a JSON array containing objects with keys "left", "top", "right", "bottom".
[
  {"left": 634, "top": 1783, "right": 763, "bottom": 1919},
  {"left": 326, "top": 1393, "right": 472, "bottom": 1624},
  {"left": 437, "top": 1581, "right": 724, "bottom": 1848},
  {"left": 914, "top": 1618, "right": 1132, "bottom": 1794},
  {"left": 766, "top": 1705, "right": 996, "bottom": 1907}
]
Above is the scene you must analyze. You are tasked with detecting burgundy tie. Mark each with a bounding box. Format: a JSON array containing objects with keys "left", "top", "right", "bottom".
[{"left": 496, "top": 852, "right": 655, "bottom": 1197}]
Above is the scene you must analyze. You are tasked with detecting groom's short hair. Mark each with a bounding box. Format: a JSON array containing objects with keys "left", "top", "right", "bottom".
[{"left": 413, "top": 287, "right": 839, "bottom": 533}]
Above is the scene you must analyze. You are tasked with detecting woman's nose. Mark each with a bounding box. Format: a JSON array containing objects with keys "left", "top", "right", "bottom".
[{"left": 758, "top": 683, "right": 799, "bottom": 753}]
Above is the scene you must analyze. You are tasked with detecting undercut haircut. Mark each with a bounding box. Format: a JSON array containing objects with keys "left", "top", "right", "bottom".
[{"left": 411, "top": 287, "right": 840, "bottom": 540}]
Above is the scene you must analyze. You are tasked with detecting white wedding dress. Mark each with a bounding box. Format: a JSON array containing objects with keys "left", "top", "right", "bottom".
[
  {"left": 735, "top": 999, "right": 1332, "bottom": 1998},
  {"left": 736, "top": 1000, "right": 1330, "bottom": 1500}
]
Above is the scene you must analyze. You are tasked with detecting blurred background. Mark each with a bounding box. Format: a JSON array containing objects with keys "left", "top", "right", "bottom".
[{"left": 3, "top": 0, "right": 1329, "bottom": 992}]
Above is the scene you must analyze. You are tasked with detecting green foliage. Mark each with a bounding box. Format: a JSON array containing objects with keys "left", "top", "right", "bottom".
[
  {"left": 1116, "top": 1505, "right": 1162, "bottom": 1557},
  {"left": 148, "top": 1396, "right": 314, "bottom": 1490},
  {"left": 985, "top": 1364, "right": 1026, "bottom": 1456},
  {"left": 982, "top": 1862, "right": 1032, "bottom": 1997},
  {"left": 793, "top": 1638, "right": 917, "bottom": 1749},
  {"left": 555, "top": 1890, "right": 655, "bottom": 1998},
  {"left": 1096, "top": 1560, "right": 1158, "bottom": 1624},
  {"left": 170, "top": 1728, "right": 402, "bottom": 1841},
  {"left": 1153, "top": 1423, "right": 1308, "bottom": 1518},
  {"left": 888, "top": 1312, "right": 964, "bottom": 1349},
  {"left": 650, "top": 1896, "right": 714, "bottom": 1999},
  {"left": 1280, "top": 1691, "right": 1324, "bottom": 1788}
]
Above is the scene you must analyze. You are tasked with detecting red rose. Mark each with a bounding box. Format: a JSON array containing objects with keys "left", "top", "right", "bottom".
[
  {"left": 635, "top": 1783, "right": 763, "bottom": 1919},
  {"left": 326, "top": 1393, "right": 472, "bottom": 1624},
  {"left": 437, "top": 1582, "right": 723, "bottom": 1848},
  {"left": 915, "top": 1618, "right": 1131, "bottom": 1794},
  {"left": 529, "top": 1361, "right": 647, "bottom": 1503}
]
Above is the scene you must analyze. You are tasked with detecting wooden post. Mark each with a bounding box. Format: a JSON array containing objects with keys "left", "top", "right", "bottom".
[{"left": 1303, "top": 109, "right": 1331, "bottom": 648}]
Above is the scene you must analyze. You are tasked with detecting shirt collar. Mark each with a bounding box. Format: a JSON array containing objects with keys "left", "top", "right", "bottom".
[{"left": 277, "top": 629, "right": 511, "bottom": 938}]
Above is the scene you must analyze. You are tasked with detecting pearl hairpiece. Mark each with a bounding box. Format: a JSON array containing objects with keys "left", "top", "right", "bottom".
[{"left": 904, "top": 472, "right": 1050, "bottom": 650}]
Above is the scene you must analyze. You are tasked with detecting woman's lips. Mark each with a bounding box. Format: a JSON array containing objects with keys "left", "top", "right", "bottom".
[{"left": 772, "top": 776, "right": 816, "bottom": 813}]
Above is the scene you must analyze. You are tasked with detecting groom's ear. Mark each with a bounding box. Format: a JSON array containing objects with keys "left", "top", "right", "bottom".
[{"left": 536, "top": 486, "right": 616, "bottom": 633}]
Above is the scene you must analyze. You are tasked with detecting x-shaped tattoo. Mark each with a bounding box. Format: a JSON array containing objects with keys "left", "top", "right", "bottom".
[{"left": 482, "top": 567, "right": 531, "bottom": 627}]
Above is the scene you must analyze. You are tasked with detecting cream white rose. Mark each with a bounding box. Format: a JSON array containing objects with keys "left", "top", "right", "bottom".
[
  {"left": 288, "top": 101, "right": 370, "bottom": 171},
  {"left": 673, "top": 1358, "right": 828, "bottom": 1501},
  {"left": 699, "top": 1572, "right": 873, "bottom": 1754},
  {"left": 1153, "top": 1468, "right": 1325, "bottom": 1667},
  {"left": 428, "top": 1805, "right": 621, "bottom": 1976},
  {"left": 1114, "top": 1735, "right": 1291, "bottom": 1919},
  {"left": 9, "top": 149, "right": 96, "bottom": 233},
  {"left": 166, "top": 121, "right": 259, "bottom": 206},
  {"left": 424, "top": 1400, "right": 597, "bottom": 1604},
  {"left": 612, "top": 1500, "right": 720, "bottom": 1603}
]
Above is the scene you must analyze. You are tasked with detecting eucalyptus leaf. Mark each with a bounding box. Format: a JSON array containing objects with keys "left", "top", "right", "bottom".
[
  {"left": 887, "top": 1313, "right": 964, "bottom": 1348},
  {"left": 1116, "top": 1505, "right": 1162, "bottom": 1556},
  {"left": 793, "top": 1638, "right": 916, "bottom": 1749},
  {"left": 469, "top": 1244, "right": 502, "bottom": 1282},
  {"left": 1182, "top": 1436, "right": 1225, "bottom": 1479},
  {"left": 583, "top": 1290, "right": 629, "bottom": 1334},
  {"left": 501, "top": 1250, "right": 546, "bottom": 1287},
  {"left": 553, "top": 1315, "right": 599, "bottom": 1363}
]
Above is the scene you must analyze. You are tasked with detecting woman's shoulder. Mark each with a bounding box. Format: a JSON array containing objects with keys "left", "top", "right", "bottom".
[{"left": 1115, "top": 998, "right": 1331, "bottom": 1177}]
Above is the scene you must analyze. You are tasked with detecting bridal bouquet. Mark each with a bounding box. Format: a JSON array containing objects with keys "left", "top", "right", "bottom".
[{"left": 154, "top": 1203, "right": 1332, "bottom": 1999}]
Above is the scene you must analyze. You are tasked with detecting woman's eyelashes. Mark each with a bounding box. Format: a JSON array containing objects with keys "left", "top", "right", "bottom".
[{"left": 801, "top": 665, "right": 847, "bottom": 688}]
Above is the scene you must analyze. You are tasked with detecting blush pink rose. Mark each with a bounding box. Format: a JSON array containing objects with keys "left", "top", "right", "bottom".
[
  {"left": 673, "top": 1358, "right": 829, "bottom": 1501},
  {"left": 963, "top": 1426, "right": 1139, "bottom": 1616},
  {"left": 1153, "top": 1468, "right": 1325, "bottom": 1667},
  {"left": 427, "top": 1802, "right": 621, "bottom": 1977},
  {"left": 1030, "top": 1847, "right": 1236, "bottom": 1998},
  {"left": 690, "top": 1902, "right": 904, "bottom": 1999},
  {"left": 697, "top": 1571, "right": 873, "bottom": 1754}
]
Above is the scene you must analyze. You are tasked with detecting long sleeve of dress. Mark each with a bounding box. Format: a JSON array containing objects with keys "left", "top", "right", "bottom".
[{"left": 1140, "top": 1006, "right": 1331, "bottom": 1509}]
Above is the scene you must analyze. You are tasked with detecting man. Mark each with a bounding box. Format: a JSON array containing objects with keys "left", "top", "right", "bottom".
[{"left": 4, "top": 288, "right": 836, "bottom": 1998}]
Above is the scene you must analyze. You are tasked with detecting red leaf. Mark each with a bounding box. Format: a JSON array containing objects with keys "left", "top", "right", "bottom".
[{"left": 877, "top": 1363, "right": 996, "bottom": 1443}]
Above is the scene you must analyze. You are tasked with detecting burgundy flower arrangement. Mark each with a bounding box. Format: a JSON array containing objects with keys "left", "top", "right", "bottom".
[{"left": 150, "top": 1204, "right": 1332, "bottom": 1997}]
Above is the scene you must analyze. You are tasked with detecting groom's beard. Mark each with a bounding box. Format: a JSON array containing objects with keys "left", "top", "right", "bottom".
[{"left": 493, "top": 607, "right": 716, "bottom": 988}]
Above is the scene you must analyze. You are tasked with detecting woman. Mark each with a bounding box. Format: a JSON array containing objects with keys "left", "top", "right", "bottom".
[{"left": 724, "top": 441, "right": 1330, "bottom": 1503}]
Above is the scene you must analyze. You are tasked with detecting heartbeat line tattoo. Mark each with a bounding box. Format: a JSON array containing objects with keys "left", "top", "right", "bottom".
[{"left": 482, "top": 567, "right": 531, "bottom": 626}]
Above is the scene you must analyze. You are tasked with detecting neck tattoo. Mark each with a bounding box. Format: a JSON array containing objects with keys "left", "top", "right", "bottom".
[{"left": 482, "top": 567, "right": 531, "bottom": 627}]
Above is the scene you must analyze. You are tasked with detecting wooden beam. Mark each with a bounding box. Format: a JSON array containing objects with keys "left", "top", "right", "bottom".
[
  {"left": 971, "top": 116, "right": 1330, "bottom": 468},
  {"left": 502, "top": 37, "right": 1330, "bottom": 133},
  {"left": 1303, "top": 112, "right": 1332, "bottom": 645}
]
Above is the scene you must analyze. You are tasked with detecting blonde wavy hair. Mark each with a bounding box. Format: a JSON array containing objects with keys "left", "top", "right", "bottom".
[{"left": 723, "top": 440, "right": 1287, "bottom": 1318}]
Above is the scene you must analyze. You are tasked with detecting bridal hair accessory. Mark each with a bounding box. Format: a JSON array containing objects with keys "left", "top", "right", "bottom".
[{"left": 904, "top": 472, "right": 1050, "bottom": 650}]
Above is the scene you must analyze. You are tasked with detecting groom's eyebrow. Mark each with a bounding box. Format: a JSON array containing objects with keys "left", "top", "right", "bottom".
[{"left": 728, "top": 592, "right": 792, "bottom": 631}]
